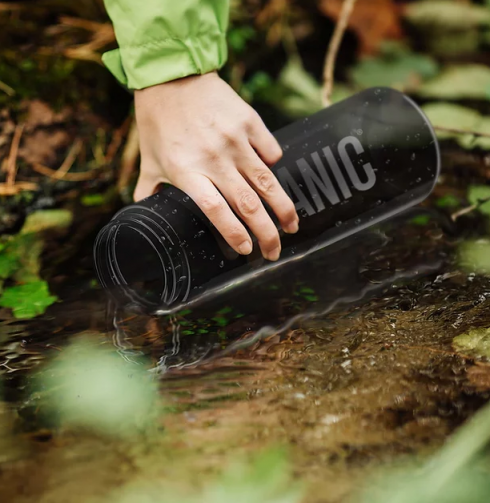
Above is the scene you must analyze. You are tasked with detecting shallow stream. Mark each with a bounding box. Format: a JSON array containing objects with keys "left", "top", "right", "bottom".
[{"left": 0, "top": 148, "right": 490, "bottom": 502}]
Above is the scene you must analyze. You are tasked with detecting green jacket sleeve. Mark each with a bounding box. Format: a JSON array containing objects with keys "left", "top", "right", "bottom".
[{"left": 102, "top": 0, "right": 229, "bottom": 90}]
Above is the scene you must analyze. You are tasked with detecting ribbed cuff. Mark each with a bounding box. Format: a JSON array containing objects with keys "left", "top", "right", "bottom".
[{"left": 102, "top": 31, "right": 228, "bottom": 90}]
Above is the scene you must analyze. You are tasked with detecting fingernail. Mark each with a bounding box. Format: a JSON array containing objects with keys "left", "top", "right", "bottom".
[
  {"left": 238, "top": 241, "right": 253, "bottom": 255},
  {"left": 284, "top": 220, "right": 299, "bottom": 234},
  {"left": 267, "top": 246, "right": 281, "bottom": 261}
]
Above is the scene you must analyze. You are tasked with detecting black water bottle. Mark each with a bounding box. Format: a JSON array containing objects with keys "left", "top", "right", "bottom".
[{"left": 94, "top": 87, "right": 440, "bottom": 314}]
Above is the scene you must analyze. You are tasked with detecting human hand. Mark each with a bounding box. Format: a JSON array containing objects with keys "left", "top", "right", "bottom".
[{"left": 133, "top": 72, "right": 299, "bottom": 261}]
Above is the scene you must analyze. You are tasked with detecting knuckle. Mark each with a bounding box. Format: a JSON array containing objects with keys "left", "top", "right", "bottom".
[
  {"left": 281, "top": 199, "right": 297, "bottom": 219},
  {"left": 242, "top": 109, "right": 257, "bottom": 128},
  {"left": 202, "top": 144, "right": 220, "bottom": 162},
  {"left": 226, "top": 225, "right": 247, "bottom": 242},
  {"left": 261, "top": 234, "right": 279, "bottom": 250},
  {"left": 269, "top": 141, "right": 283, "bottom": 162},
  {"left": 198, "top": 194, "right": 223, "bottom": 214},
  {"left": 237, "top": 190, "right": 261, "bottom": 216},
  {"left": 253, "top": 168, "right": 276, "bottom": 194}
]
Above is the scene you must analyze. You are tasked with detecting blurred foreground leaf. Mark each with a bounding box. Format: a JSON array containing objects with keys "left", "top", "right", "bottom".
[
  {"left": 418, "top": 65, "right": 490, "bottom": 101},
  {"left": 36, "top": 336, "right": 159, "bottom": 436},
  {"left": 355, "top": 398, "right": 490, "bottom": 503},
  {"left": 0, "top": 281, "right": 57, "bottom": 319},
  {"left": 113, "top": 448, "right": 303, "bottom": 503}
]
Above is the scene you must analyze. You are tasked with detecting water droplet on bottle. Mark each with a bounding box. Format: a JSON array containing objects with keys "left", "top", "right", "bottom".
[
  {"left": 411, "top": 153, "right": 416, "bottom": 161},
  {"left": 172, "top": 209, "right": 178, "bottom": 214},
  {"left": 219, "top": 261, "right": 224, "bottom": 268},
  {"left": 335, "top": 221, "right": 343, "bottom": 227}
]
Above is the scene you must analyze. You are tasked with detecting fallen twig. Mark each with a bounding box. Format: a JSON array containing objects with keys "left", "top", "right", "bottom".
[
  {"left": 32, "top": 162, "right": 99, "bottom": 182},
  {"left": 451, "top": 195, "right": 490, "bottom": 222},
  {"left": 322, "top": 0, "right": 358, "bottom": 107},
  {"left": 39, "top": 17, "right": 115, "bottom": 64},
  {"left": 56, "top": 138, "right": 83, "bottom": 178},
  {"left": 0, "top": 3, "right": 22, "bottom": 12},
  {"left": 58, "top": 16, "right": 109, "bottom": 32},
  {"left": 5, "top": 124, "right": 24, "bottom": 186},
  {"left": 434, "top": 125, "right": 490, "bottom": 140},
  {"left": 0, "top": 80, "right": 15, "bottom": 96},
  {"left": 117, "top": 119, "right": 140, "bottom": 199},
  {"left": 105, "top": 116, "right": 131, "bottom": 164},
  {"left": 0, "top": 182, "right": 38, "bottom": 196}
]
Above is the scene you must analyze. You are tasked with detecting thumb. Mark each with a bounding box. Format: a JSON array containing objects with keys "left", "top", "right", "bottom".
[{"left": 133, "top": 173, "right": 162, "bottom": 202}]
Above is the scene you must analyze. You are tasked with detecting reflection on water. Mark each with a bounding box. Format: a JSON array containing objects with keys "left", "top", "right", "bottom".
[{"left": 111, "top": 208, "right": 448, "bottom": 378}]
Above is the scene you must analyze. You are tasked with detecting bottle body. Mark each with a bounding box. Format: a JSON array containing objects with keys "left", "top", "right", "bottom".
[{"left": 94, "top": 87, "right": 440, "bottom": 313}]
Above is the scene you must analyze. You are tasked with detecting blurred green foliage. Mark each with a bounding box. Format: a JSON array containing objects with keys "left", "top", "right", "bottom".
[
  {"left": 111, "top": 448, "right": 303, "bottom": 503},
  {"left": 355, "top": 397, "right": 490, "bottom": 503},
  {"left": 35, "top": 334, "right": 160, "bottom": 436}
]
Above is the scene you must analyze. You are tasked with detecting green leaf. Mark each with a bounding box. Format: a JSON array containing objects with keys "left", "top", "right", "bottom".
[
  {"left": 468, "top": 185, "right": 490, "bottom": 215},
  {"left": 422, "top": 103, "right": 490, "bottom": 150},
  {"left": 472, "top": 116, "right": 490, "bottom": 150},
  {"left": 276, "top": 59, "right": 353, "bottom": 117},
  {"left": 0, "top": 281, "right": 57, "bottom": 319},
  {"left": 217, "top": 306, "right": 233, "bottom": 315},
  {"left": 0, "top": 252, "right": 19, "bottom": 281},
  {"left": 228, "top": 26, "right": 256, "bottom": 53},
  {"left": 410, "top": 214, "right": 431, "bottom": 226},
  {"left": 418, "top": 65, "right": 490, "bottom": 101},
  {"left": 278, "top": 58, "right": 323, "bottom": 117},
  {"left": 81, "top": 193, "right": 106, "bottom": 207},
  {"left": 304, "top": 295, "right": 318, "bottom": 302},
  {"left": 435, "top": 194, "right": 460, "bottom": 209},
  {"left": 299, "top": 287, "right": 315, "bottom": 294},
  {"left": 459, "top": 240, "right": 490, "bottom": 275},
  {"left": 8, "top": 233, "right": 43, "bottom": 283},
  {"left": 212, "top": 316, "right": 229, "bottom": 327},
  {"left": 21, "top": 209, "right": 73, "bottom": 234},
  {"left": 404, "top": 2, "right": 490, "bottom": 30},
  {"left": 349, "top": 44, "right": 438, "bottom": 91},
  {"left": 453, "top": 328, "right": 490, "bottom": 359}
]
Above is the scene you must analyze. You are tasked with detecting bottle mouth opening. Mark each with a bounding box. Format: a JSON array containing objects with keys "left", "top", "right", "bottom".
[{"left": 94, "top": 207, "right": 191, "bottom": 309}]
